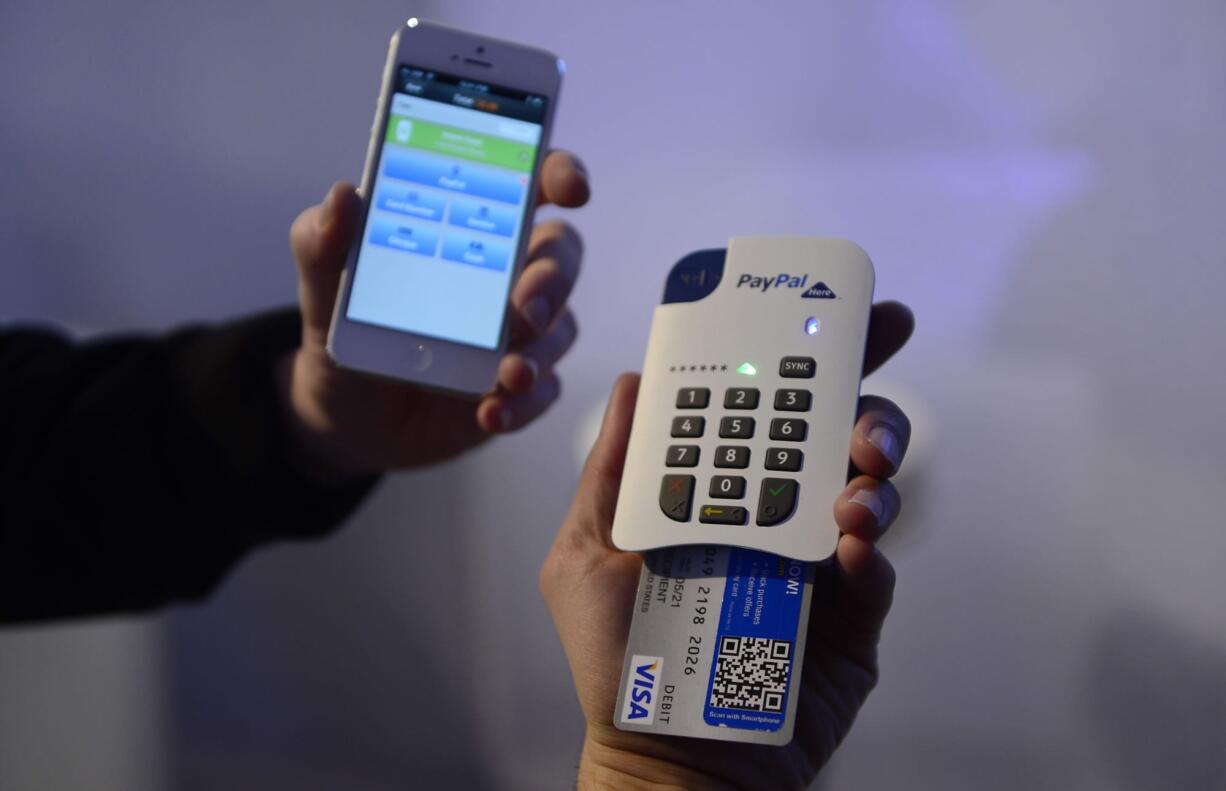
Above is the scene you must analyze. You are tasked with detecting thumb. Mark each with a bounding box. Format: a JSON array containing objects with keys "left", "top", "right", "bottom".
[
  {"left": 289, "top": 182, "right": 361, "bottom": 349},
  {"left": 565, "top": 373, "right": 641, "bottom": 550}
]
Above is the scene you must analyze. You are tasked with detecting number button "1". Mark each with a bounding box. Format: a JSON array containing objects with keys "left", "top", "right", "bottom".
[{"left": 676, "top": 388, "right": 710, "bottom": 408}]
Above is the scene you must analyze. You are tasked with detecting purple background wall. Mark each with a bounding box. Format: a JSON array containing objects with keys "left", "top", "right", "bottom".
[{"left": 3, "top": 1, "right": 1224, "bottom": 789}]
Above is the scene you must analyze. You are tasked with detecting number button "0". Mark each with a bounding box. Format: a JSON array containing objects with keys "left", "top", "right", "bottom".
[{"left": 709, "top": 475, "right": 746, "bottom": 499}]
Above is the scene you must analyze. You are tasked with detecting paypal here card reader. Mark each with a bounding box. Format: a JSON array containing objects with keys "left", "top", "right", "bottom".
[
  {"left": 612, "top": 237, "right": 875, "bottom": 745},
  {"left": 612, "top": 236, "right": 875, "bottom": 563}
]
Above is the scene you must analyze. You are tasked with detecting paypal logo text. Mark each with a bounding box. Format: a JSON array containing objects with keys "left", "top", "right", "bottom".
[{"left": 736, "top": 273, "right": 809, "bottom": 292}]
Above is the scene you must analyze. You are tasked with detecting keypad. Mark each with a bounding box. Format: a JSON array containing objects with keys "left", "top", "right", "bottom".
[
  {"left": 671, "top": 416, "right": 705, "bottom": 437},
  {"left": 658, "top": 357, "right": 814, "bottom": 527},
  {"left": 719, "top": 416, "right": 755, "bottom": 438}
]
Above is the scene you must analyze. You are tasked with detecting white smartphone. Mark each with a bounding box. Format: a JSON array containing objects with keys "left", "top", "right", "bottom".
[{"left": 327, "top": 19, "right": 563, "bottom": 395}]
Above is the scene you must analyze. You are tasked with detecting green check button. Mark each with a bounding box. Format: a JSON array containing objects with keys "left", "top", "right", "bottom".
[{"left": 757, "top": 478, "right": 798, "bottom": 527}]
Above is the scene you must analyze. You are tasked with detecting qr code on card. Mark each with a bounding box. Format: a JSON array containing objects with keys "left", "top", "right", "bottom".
[{"left": 708, "top": 636, "right": 793, "bottom": 713}]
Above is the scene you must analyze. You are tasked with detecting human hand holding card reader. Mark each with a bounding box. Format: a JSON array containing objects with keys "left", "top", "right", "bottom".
[
  {"left": 613, "top": 237, "right": 875, "bottom": 744},
  {"left": 328, "top": 19, "right": 562, "bottom": 394}
]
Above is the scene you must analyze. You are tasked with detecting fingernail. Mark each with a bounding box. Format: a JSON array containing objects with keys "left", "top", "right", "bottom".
[
  {"left": 522, "top": 294, "right": 551, "bottom": 335},
  {"left": 866, "top": 423, "right": 902, "bottom": 471},
  {"left": 316, "top": 186, "right": 336, "bottom": 230},
  {"left": 572, "top": 156, "right": 590, "bottom": 180},
  {"left": 521, "top": 355, "right": 540, "bottom": 385},
  {"left": 848, "top": 488, "right": 886, "bottom": 524},
  {"left": 499, "top": 406, "right": 513, "bottom": 432}
]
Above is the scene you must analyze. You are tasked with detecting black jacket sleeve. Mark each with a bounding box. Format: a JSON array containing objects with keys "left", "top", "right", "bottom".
[{"left": 0, "top": 308, "right": 378, "bottom": 623}]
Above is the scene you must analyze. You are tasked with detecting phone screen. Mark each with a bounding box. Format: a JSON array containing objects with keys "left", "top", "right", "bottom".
[{"left": 345, "top": 64, "right": 547, "bottom": 350}]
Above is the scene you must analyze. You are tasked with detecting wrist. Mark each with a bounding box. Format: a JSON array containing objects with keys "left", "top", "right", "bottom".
[
  {"left": 276, "top": 349, "right": 370, "bottom": 483},
  {"left": 577, "top": 734, "right": 737, "bottom": 791}
]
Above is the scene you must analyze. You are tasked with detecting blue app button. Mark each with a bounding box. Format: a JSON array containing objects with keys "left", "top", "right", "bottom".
[
  {"left": 441, "top": 232, "right": 511, "bottom": 272},
  {"left": 376, "top": 187, "right": 445, "bottom": 221},
  {"left": 368, "top": 220, "right": 440, "bottom": 256},
  {"left": 447, "top": 198, "right": 516, "bottom": 237},
  {"left": 383, "top": 150, "right": 525, "bottom": 205}
]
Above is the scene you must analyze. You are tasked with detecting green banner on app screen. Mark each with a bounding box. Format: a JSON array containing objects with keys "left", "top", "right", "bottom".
[{"left": 386, "top": 116, "right": 535, "bottom": 172}]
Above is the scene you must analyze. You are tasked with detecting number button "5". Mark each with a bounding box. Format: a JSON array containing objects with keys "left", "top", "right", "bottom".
[{"left": 718, "top": 416, "right": 755, "bottom": 439}]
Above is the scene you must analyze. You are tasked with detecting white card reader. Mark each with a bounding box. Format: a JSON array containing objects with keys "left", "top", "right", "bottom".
[{"left": 611, "top": 237, "right": 875, "bottom": 562}]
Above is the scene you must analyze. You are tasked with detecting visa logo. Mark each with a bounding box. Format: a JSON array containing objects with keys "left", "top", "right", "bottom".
[
  {"left": 736, "top": 273, "right": 809, "bottom": 292},
  {"left": 620, "top": 655, "right": 664, "bottom": 724}
]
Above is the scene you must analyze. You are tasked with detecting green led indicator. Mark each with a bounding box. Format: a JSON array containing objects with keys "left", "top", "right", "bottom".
[{"left": 736, "top": 362, "right": 757, "bottom": 376}]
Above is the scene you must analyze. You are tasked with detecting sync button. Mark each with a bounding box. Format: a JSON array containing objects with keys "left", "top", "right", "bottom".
[{"left": 779, "top": 356, "right": 816, "bottom": 378}]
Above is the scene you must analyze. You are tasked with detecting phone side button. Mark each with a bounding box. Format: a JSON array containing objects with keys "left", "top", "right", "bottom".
[{"left": 409, "top": 342, "right": 433, "bottom": 372}]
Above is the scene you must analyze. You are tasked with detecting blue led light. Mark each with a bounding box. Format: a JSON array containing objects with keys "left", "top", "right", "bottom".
[{"left": 804, "top": 317, "right": 821, "bottom": 336}]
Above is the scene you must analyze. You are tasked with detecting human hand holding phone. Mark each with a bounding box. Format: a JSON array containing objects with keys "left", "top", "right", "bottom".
[
  {"left": 540, "top": 303, "right": 913, "bottom": 789},
  {"left": 280, "top": 150, "right": 589, "bottom": 477}
]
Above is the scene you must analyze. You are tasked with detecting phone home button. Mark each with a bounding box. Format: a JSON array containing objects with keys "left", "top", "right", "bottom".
[{"left": 409, "top": 343, "right": 433, "bottom": 372}]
